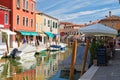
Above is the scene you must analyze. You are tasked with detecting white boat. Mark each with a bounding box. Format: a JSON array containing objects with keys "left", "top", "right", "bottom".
[
  {"left": 8, "top": 43, "right": 36, "bottom": 59},
  {"left": 50, "top": 43, "right": 66, "bottom": 51}
]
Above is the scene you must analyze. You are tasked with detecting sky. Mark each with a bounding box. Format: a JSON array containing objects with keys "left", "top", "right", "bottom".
[{"left": 36, "top": 0, "right": 120, "bottom": 24}]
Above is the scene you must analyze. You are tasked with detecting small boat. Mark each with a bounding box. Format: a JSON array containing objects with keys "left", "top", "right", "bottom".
[
  {"left": 50, "top": 43, "right": 66, "bottom": 51},
  {"left": 8, "top": 44, "right": 37, "bottom": 59},
  {"left": 50, "top": 45, "right": 61, "bottom": 51}
]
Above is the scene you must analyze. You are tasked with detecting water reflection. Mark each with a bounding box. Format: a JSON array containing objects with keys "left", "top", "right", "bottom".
[{"left": 0, "top": 47, "right": 71, "bottom": 80}]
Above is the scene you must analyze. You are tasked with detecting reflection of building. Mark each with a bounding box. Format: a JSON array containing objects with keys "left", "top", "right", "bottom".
[
  {"left": 36, "top": 52, "right": 59, "bottom": 80},
  {"left": 36, "top": 12, "right": 59, "bottom": 45},
  {"left": 0, "top": 5, "right": 16, "bottom": 49},
  {"left": 1, "top": 0, "right": 36, "bottom": 47}
]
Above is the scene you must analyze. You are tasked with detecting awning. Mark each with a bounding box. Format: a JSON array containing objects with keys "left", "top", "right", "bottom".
[
  {"left": 0, "top": 29, "right": 16, "bottom": 35},
  {"left": 18, "top": 30, "right": 39, "bottom": 36},
  {"left": 44, "top": 32, "right": 54, "bottom": 38},
  {"left": 0, "top": 24, "right": 4, "bottom": 28}
]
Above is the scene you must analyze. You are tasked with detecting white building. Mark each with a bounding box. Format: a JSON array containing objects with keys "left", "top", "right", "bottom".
[{"left": 36, "top": 12, "right": 59, "bottom": 45}]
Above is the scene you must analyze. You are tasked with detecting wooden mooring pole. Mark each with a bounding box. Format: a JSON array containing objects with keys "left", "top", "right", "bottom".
[
  {"left": 80, "top": 39, "right": 90, "bottom": 76},
  {"left": 69, "top": 40, "right": 77, "bottom": 80}
]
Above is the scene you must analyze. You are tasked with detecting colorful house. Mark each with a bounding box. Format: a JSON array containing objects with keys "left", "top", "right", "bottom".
[
  {"left": 99, "top": 11, "right": 120, "bottom": 31},
  {"left": 0, "top": 5, "right": 16, "bottom": 50},
  {"left": 0, "top": 0, "right": 37, "bottom": 47},
  {"left": 59, "top": 22, "right": 85, "bottom": 44},
  {"left": 36, "top": 12, "right": 59, "bottom": 45}
]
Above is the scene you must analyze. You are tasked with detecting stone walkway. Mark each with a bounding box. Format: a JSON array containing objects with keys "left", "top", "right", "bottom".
[
  {"left": 91, "top": 49, "right": 120, "bottom": 80},
  {"left": 79, "top": 49, "right": 120, "bottom": 80}
]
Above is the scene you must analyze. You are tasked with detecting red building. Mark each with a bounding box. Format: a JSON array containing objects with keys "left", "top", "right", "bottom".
[
  {"left": 0, "top": 0, "right": 37, "bottom": 47},
  {"left": 0, "top": 5, "right": 10, "bottom": 29},
  {"left": 0, "top": 5, "right": 16, "bottom": 49}
]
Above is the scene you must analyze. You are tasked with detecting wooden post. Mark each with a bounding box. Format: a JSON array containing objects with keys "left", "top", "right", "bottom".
[
  {"left": 16, "top": 34, "right": 20, "bottom": 47},
  {"left": 80, "top": 39, "right": 90, "bottom": 76},
  {"left": 5, "top": 35, "right": 9, "bottom": 53},
  {"left": 69, "top": 40, "right": 77, "bottom": 80}
]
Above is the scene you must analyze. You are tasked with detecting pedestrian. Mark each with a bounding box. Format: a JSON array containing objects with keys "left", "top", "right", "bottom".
[{"left": 23, "top": 37, "right": 27, "bottom": 44}]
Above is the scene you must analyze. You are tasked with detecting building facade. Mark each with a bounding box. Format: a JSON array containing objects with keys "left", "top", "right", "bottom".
[
  {"left": 59, "top": 22, "right": 84, "bottom": 44},
  {"left": 36, "top": 12, "right": 59, "bottom": 45},
  {"left": 0, "top": 0, "right": 36, "bottom": 47},
  {"left": 0, "top": 5, "right": 15, "bottom": 49}
]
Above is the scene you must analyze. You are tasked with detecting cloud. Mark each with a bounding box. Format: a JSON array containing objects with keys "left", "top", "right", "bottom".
[
  {"left": 57, "top": 8, "right": 109, "bottom": 21},
  {"left": 37, "top": 0, "right": 120, "bottom": 24}
]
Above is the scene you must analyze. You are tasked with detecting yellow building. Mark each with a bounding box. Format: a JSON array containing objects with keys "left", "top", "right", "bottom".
[{"left": 36, "top": 11, "right": 59, "bottom": 45}]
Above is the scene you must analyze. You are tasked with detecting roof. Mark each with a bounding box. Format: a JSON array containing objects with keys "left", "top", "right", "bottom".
[
  {"left": 36, "top": 11, "right": 58, "bottom": 20},
  {"left": 100, "top": 15, "right": 120, "bottom": 21},
  {"left": 60, "top": 22, "right": 73, "bottom": 25}
]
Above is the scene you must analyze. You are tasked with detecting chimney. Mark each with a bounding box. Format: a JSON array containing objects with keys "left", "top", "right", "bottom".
[
  {"left": 109, "top": 11, "right": 111, "bottom": 17},
  {"left": 89, "top": 20, "right": 92, "bottom": 23},
  {"left": 105, "top": 15, "right": 108, "bottom": 17}
]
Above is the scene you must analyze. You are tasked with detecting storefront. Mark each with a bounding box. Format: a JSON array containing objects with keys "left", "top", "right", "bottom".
[
  {"left": 15, "top": 30, "right": 39, "bottom": 46},
  {"left": 0, "top": 29, "right": 16, "bottom": 49}
]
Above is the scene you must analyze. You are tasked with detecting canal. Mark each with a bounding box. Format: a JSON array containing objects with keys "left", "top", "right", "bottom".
[
  {"left": 0, "top": 47, "right": 72, "bottom": 80},
  {"left": 0, "top": 45, "right": 90, "bottom": 80}
]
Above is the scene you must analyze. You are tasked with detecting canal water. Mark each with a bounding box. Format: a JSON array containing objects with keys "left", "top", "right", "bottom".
[
  {"left": 0, "top": 46, "right": 90, "bottom": 80},
  {"left": 0, "top": 47, "right": 72, "bottom": 80}
]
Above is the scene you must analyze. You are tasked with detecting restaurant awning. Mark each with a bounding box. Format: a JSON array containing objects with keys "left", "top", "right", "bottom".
[
  {"left": 18, "top": 30, "right": 39, "bottom": 36},
  {"left": 44, "top": 32, "right": 54, "bottom": 38},
  {"left": 0, "top": 29, "right": 16, "bottom": 35}
]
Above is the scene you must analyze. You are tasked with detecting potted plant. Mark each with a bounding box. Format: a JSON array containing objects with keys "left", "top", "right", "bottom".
[{"left": 89, "top": 38, "right": 98, "bottom": 66}]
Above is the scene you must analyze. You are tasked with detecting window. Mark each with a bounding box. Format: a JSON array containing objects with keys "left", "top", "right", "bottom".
[
  {"left": 31, "top": 3, "right": 34, "bottom": 12},
  {"left": 31, "top": 19, "right": 33, "bottom": 27},
  {"left": 23, "top": 17, "right": 25, "bottom": 26},
  {"left": 26, "top": 0, "right": 28, "bottom": 10},
  {"left": 55, "top": 23, "right": 57, "bottom": 28},
  {"left": 16, "top": 0, "right": 20, "bottom": 8},
  {"left": 4, "top": 14, "right": 8, "bottom": 24},
  {"left": 48, "top": 20, "right": 50, "bottom": 27},
  {"left": 23, "top": 0, "right": 25, "bottom": 9},
  {"left": 53, "top": 22, "right": 54, "bottom": 28},
  {"left": 26, "top": 17, "right": 28, "bottom": 26},
  {"left": 44, "top": 19, "right": 46, "bottom": 26},
  {"left": 16, "top": 15, "right": 20, "bottom": 25}
]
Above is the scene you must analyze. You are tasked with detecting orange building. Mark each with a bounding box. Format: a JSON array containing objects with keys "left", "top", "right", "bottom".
[
  {"left": 99, "top": 11, "right": 120, "bottom": 30},
  {"left": 59, "top": 22, "right": 85, "bottom": 44},
  {"left": 0, "top": 0, "right": 37, "bottom": 47}
]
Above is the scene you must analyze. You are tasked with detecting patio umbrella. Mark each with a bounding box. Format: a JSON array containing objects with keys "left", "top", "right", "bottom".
[
  {"left": 78, "top": 23, "right": 117, "bottom": 75},
  {"left": 78, "top": 23, "right": 117, "bottom": 37}
]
